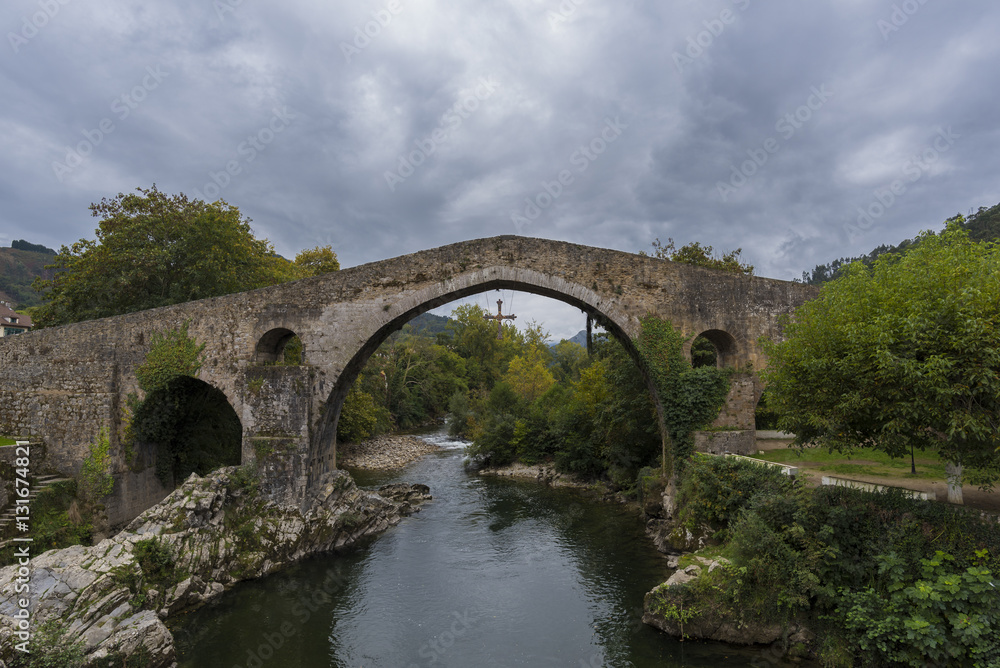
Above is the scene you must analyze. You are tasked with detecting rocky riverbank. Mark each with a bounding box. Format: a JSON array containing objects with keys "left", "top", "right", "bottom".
[
  {"left": 338, "top": 434, "right": 442, "bottom": 469},
  {"left": 0, "top": 467, "right": 430, "bottom": 667},
  {"left": 476, "top": 462, "right": 592, "bottom": 489}
]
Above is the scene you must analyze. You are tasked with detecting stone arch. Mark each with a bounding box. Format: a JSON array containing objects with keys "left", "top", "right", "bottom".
[
  {"left": 308, "top": 266, "right": 667, "bottom": 477},
  {"left": 692, "top": 329, "right": 739, "bottom": 368},
  {"left": 254, "top": 327, "right": 303, "bottom": 365},
  {"left": 145, "top": 375, "right": 243, "bottom": 483}
]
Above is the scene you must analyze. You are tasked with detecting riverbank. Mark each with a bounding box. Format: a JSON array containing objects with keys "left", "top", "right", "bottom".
[
  {"left": 477, "top": 462, "right": 591, "bottom": 488},
  {"left": 0, "top": 467, "right": 431, "bottom": 667},
  {"left": 641, "top": 453, "right": 1000, "bottom": 665},
  {"left": 338, "top": 434, "right": 443, "bottom": 469}
]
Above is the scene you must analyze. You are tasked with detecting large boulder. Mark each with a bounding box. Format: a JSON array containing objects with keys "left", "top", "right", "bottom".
[{"left": 0, "top": 468, "right": 430, "bottom": 667}]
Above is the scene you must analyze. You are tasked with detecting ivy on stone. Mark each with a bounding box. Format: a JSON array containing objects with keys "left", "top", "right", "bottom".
[{"left": 634, "top": 315, "right": 732, "bottom": 477}]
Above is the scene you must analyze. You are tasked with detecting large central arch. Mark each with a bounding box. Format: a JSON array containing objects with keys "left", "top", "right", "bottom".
[{"left": 308, "top": 266, "right": 659, "bottom": 479}]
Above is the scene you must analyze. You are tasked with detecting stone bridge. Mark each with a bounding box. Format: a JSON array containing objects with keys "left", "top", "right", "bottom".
[{"left": 0, "top": 236, "right": 816, "bottom": 526}]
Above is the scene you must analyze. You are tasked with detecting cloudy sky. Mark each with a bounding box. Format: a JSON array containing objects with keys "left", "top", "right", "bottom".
[{"left": 2, "top": 0, "right": 998, "bottom": 339}]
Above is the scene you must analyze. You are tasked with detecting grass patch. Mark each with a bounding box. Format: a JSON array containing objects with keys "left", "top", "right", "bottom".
[
  {"left": 755, "top": 445, "right": 947, "bottom": 481},
  {"left": 0, "top": 437, "right": 16, "bottom": 446}
]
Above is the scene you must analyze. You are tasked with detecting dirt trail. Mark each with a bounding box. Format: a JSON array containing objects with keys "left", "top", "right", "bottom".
[{"left": 756, "top": 439, "right": 1000, "bottom": 515}]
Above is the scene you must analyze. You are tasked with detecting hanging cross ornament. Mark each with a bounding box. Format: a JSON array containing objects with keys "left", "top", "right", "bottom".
[{"left": 484, "top": 298, "right": 516, "bottom": 340}]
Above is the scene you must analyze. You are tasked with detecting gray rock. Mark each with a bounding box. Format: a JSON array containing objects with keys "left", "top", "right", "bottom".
[
  {"left": 0, "top": 466, "right": 429, "bottom": 666},
  {"left": 664, "top": 570, "right": 697, "bottom": 586}
]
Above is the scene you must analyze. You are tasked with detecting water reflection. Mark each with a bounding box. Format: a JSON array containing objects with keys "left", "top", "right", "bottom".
[{"left": 173, "top": 438, "right": 790, "bottom": 667}]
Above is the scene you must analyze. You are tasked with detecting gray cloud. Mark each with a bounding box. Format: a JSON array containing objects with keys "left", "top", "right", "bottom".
[{"left": 2, "top": 0, "right": 998, "bottom": 331}]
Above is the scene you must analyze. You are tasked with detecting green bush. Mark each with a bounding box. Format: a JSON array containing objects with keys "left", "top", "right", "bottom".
[
  {"left": 80, "top": 427, "right": 114, "bottom": 501},
  {"left": 675, "top": 454, "right": 796, "bottom": 536},
  {"left": 671, "top": 455, "right": 1000, "bottom": 664},
  {"left": 838, "top": 551, "right": 1000, "bottom": 667},
  {"left": 133, "top": 537, "right": 176, "bottom": 585},
  {"left": 7, "top": 619, "right": 85, "bottom": 668},
  {"left": 337, "top": 387, "right": 391, "bottom": 443}
]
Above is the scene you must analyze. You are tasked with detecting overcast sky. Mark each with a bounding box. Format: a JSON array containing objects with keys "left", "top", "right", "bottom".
[{"left": 2, "top": 0, "right": 998, "bottom": 340}]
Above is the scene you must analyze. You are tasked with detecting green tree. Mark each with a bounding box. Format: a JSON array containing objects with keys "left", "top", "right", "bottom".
[
  {"left": 549, "top": 339, "right": 588, "bottom": 383},
  {"left": 445, "top": 303, "right": 522, "bottom": 391},
  {"left": 337, "top": 386, "right": 392, "bottom": 443},
  {"left": 294, "top": 245, "right": 341, "bottom": 275},
  {"left": 763, "top": 222, "right": 1000, "bottom": 487},
  {"left": 503, "top": 351, "right": 555, "bottom": 403},
  {"left": 642, "top": 238, "right": 754, "bottom": 275},
  {"left": 33, "top": 185, "right": 295, "bottom": 327}
]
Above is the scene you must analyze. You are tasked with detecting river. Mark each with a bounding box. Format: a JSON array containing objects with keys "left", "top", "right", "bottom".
[{"left": 171, "top": 430, "right": 777, "bottom": 667}]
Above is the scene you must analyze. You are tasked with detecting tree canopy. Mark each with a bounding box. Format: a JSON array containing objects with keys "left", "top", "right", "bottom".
[
  {"left": 32, "top": 186, "right": 308, "bottom": 327},
  {"left": 293, "top": 244, "right": 340, "bottom": 275},
  {"left": 640, "top": 238, "right": 754, "bottom": 275},
  {"left": 763, "top": 222, "right": 1000, "bottom": 486}
]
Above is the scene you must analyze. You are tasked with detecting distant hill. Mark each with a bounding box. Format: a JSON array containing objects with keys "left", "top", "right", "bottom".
[
  {"left": 802, "top": 201, "right": 1000, "bottom": 285},
  {"left": 0, "top": 245, "right": 58, "bottom": 308},
  {"left": 566, "top": 330, "right": 588, "bottom": 347},
  {"left": 400, "top": 312, "right": 451, "bottom": 338}
]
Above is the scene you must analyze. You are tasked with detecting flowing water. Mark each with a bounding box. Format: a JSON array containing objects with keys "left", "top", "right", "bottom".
[{"left": 172, "top": 430, "right": 779, "bottom": 667}]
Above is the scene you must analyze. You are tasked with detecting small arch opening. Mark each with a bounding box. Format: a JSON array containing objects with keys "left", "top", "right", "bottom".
[
  {"left": 692, "top": 329, "right": 737, "bottom": 368},
  {"left": 130, "top": 376, "right": 242, "bottom": 489},
  {"left": 255, "top": 328, "right": 304, "bottom": 365}
]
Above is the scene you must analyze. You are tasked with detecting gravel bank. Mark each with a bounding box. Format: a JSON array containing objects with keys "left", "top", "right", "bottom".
[{"left": 338, "top": 434, "right": 443, "bottom": 469}]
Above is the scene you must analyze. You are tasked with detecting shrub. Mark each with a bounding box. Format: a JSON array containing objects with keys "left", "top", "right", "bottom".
[{"left": 80, "top": 427, "right": 114, "bottom": 501}]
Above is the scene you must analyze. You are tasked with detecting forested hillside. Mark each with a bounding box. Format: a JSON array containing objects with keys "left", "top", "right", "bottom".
[
  {"left": 802, "top": 201, "right": 1000, "bottom": 284},
  {"left": 0, "top": 242, "right": 57, "bottom": 308}
]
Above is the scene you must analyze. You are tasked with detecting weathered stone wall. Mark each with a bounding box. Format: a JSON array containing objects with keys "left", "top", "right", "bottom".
[
  {"left": 240, "top": 365, "right": 314, "bottom": 505},
  {"left": 710, "top": 374, "right": 762, "bottom": 430},
  {"left": 692, "top": 430, "right": 757, "bottom": 456},
  {"left": 0, "top": 236, "right": 817, "bottom": 523}
]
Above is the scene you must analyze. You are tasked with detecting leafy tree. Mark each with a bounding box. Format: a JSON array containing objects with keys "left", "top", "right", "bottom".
[
  {"left": 690, "top": 336, "right": 717, "bottom": 368},
  {"left": 641, "top": 238, "right": 754, "bottom": 275},
  {"left": 33, "top": 185, "right": 296, "bottom": 327},
  {"left": 503, "top": 351, "right": 555, "bottom": 403},
  {"left": 337, "top": 386, "right": 391, "bottom": 443},
  {"left": 763, "top": 222, "right": 1000, "bottom": 487},
  {"left": 294, "top": 245, "right": 341, "bottom": 275},
  {"left": 549, "top": 339, "right": 588, "bottom": 383},
  {"left": 444, "top": 303, "right": 523, "bottom": 391}
]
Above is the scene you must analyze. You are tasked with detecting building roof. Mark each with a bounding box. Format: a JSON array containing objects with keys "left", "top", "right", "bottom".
[{"left": 0, "top": 301, "right": 32, "bottom": 329}]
